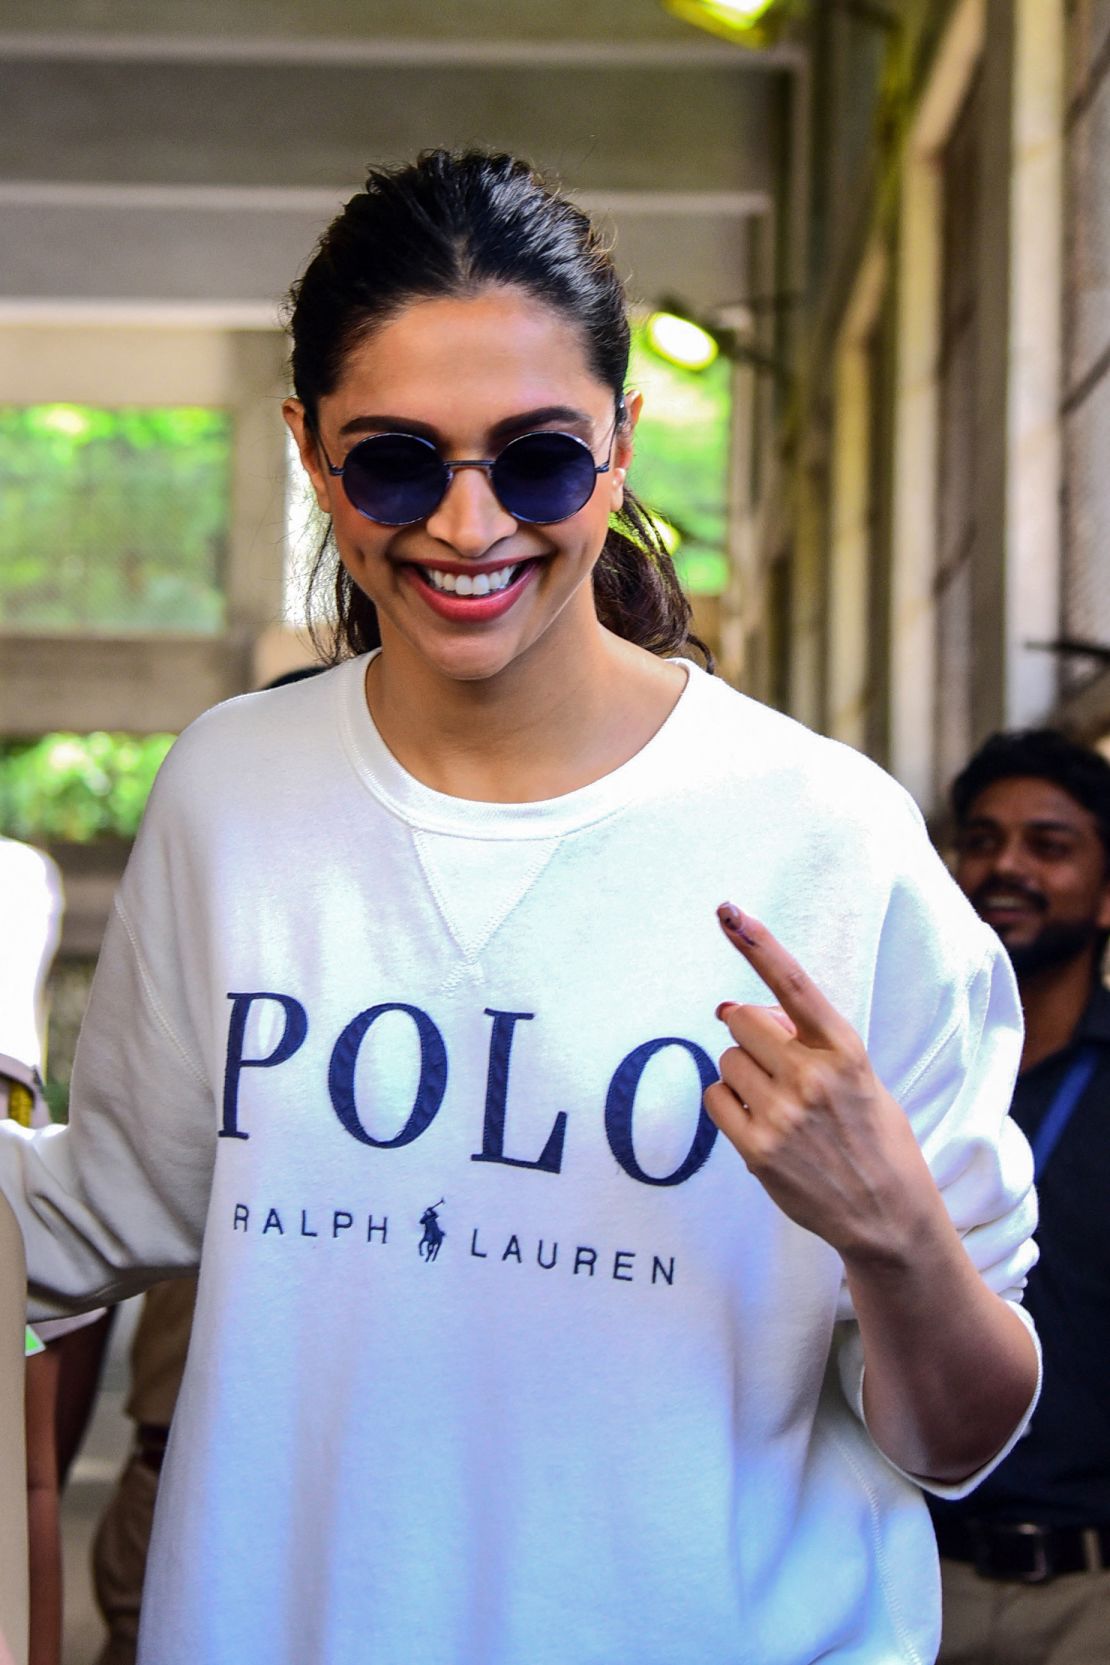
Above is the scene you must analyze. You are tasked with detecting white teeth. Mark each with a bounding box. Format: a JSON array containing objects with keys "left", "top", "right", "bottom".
[{"left": 422, "top": 563, "right": 521, "bottom": 595}]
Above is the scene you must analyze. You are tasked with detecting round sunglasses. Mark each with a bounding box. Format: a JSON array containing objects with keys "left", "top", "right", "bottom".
[{"left": 317, "top": 410, "right": 622, "bottom": 527}]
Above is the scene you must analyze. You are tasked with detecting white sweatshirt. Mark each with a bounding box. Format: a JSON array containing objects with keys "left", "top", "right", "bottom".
[
  {"left": 1, "top": 656, "right": 1038, "bottom": 1665},
  {"left": 0, "top": 837, "right": 62, "bottom": 1097}
]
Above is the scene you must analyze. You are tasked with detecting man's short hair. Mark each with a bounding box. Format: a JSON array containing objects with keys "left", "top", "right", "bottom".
[{"left": 951, "top": 729, "right": 1110, "bottom": 871}]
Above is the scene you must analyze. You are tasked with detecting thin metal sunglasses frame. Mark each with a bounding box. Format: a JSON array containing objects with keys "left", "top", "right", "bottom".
[{"left": 314, "top": 403, "right": 625, "bottom": 526}]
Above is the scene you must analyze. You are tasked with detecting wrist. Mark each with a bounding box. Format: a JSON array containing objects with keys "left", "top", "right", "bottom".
[{"left": 837, "top": 1174, "right": 954, "bottom": 1280}]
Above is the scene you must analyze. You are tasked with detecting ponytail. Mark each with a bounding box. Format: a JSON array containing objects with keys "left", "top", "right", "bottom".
[{"left": 594, "top": 494, "right": 714, "bottom": 669}]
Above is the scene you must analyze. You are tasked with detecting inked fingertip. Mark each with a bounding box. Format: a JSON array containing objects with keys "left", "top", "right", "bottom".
[{"left": 717, "top": 902, "right": 758, "bottom": 948}]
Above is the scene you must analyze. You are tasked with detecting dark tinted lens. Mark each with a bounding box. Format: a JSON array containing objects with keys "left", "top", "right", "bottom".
[
  {"left": 342, "top": 434, "right": 446, "bottom": 524},
  {"left": 492, "top": 432, "right": 598, "bottom": 523}
]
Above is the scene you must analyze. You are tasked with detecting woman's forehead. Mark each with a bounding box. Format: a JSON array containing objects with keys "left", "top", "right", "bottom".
[{"left": 330, "top": 287, "right": 606, "bottom": 417}]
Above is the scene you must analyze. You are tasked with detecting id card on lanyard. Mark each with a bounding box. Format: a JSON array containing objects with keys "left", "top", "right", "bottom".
[{"left": 1030, "top": 1044, "right": 1099, "bottom": 1178}]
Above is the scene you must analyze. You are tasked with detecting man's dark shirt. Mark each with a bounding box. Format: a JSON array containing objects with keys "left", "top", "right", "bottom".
[{"left": 930, "top": 981, "right": 1110, "bottom": 1531}]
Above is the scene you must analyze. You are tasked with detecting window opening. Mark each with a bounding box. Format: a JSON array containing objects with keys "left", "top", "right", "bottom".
[{"left": 0, "top": 405, "right": 230, "bottom": 634}]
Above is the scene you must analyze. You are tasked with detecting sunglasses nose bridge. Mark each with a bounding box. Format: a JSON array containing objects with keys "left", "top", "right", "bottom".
[
  {"left": 441, "top": 457, "right": 496, "bottom": 490},
  {"left": 424, "top": 455, "right": 518, "bottom": 546},
  {"left": 441, "top": 457, "right": 504, "bottom": 512}
]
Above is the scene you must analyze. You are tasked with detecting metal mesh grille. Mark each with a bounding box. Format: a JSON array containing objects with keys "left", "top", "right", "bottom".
[
  {"left": 934, "top": 70, "right": 982, "bottom": 793},
  {"left": 1061, "top": 0, "right": 1110, "bottom": 688}
]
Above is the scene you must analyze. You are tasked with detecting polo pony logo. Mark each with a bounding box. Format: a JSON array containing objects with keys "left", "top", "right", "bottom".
[{"left": 418, "top": 1200, "right": 445, "bottom": 1262}]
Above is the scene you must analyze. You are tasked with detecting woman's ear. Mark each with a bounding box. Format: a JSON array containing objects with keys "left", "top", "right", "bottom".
[
  {"left": 283, "top": 398, "right": 332, "bottom": 515},
  {"left": 608, "top": 388, "right": 642, "bottom": 509}
]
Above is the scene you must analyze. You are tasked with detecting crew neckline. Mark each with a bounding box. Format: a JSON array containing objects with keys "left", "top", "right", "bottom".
[{"left": 337, "top": 649, "right": 706, "bottom": 839}]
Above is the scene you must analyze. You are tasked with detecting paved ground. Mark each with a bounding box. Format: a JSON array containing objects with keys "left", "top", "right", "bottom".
[{"left": 60, "top": 1297, "right": 139, "bottom": 1665}]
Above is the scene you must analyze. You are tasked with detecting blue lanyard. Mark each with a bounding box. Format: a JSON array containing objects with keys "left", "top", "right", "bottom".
[{"left": 1030, "top": 1044, "right": 1100, "bottom": 1178}]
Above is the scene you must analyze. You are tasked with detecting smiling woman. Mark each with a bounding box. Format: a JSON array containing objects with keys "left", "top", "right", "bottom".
[
  {"left": 285, "top": 289, "right": 651, "bottom": 715},
  {"left": 0, "top": 150, "right": 1040, "bottom": 1665},
  {"left": 284, "top": 151, "right": 710, "bottom": 682}
]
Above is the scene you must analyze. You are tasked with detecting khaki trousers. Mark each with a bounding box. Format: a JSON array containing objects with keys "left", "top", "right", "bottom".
[
  {"left": 90, "top": 1452, "right": 160, "bottom": 1665},
  {"left": 939, "top": 1556, "right": 1110, "bottom": 1665}
]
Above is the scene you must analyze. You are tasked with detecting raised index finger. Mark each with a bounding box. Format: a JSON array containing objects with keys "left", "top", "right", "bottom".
[{"left": 717, "top": 903, "right": 850, "bottom": 1048}]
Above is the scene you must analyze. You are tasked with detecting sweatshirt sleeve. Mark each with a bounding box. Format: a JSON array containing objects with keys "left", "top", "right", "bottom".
[
  {"left": 833, "top": 786, "right": 1040, "bottom": 1495},
  {"left": 0, "top": 760, "right": 218, "bottom": 1321}
]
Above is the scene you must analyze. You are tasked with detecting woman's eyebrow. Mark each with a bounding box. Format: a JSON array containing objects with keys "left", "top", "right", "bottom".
[
  {"left": 336, "top": 405, "right": 594, "bottom": 445},
  {"left": 487, "top": 405, "right": 593, "bottom": 441},
  {"left": 338, "top": 413, "right": 438, "bottom": 440}
]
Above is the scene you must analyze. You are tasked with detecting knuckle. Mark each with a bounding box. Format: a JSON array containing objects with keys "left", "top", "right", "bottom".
[
  {"left": 765, "top": 1103, "right": 803, "bottom": 1149},
  {"left": 841, "top": 1035, "right": 869, "bottom": 1076},
  {"left": 719, "top": 1048, "right": 746, "bottom": 1087},
  {"left": 744, "top": 1120, "right": 784, "bottom": 1171},
  {"left": 795, "top": 1062, "right": 831, "bottom": 1110},
  {"left": 703, "top": 1082, "right": 729, "bottom": 1121}
]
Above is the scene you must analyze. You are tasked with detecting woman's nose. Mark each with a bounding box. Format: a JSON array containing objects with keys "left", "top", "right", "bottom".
[{"left": 423, "top": 463, "right": 518, "bottom": 555}]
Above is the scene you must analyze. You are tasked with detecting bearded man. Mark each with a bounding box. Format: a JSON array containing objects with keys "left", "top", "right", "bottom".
[{"left": 931, "top": 729, "right": 1110, "bottom": 1665}]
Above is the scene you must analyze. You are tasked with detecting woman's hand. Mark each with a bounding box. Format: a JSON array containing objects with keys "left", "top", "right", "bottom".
[
  {"left": 704, "top": 902, "right": 938, "bottom": 1260},
  {"left": 706, "top": 902, "right": 1040, "bottom": 1483}
]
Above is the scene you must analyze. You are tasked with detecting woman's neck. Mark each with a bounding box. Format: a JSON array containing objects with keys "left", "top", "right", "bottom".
[{"left": 365, "top": 624, "right": 686, "bottom": 803}]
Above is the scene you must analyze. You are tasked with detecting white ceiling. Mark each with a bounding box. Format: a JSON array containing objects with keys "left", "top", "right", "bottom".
[
  {"left": 0, "top": 2, "right": 794, "bottom": 320},
  {"left": 2, "top": 0, "right": 785, "bottom": 50}
]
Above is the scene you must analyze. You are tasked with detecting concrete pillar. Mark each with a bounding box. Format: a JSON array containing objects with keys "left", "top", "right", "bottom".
[
  {"left": 889, "top": 0, "right": 985, "bottom": 809},
  {"left": 226, "top": 330, "right": 290, "bottom": 641},
  {"left": 1002, "top": 0, "right": 1064, "bottom": 727}
]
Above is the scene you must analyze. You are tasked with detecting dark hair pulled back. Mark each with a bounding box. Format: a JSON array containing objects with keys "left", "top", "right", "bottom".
[
  {"left": 285, "top": 149, "right": 712, "bottom": 670},
  {"left": 951, "top": 728, "right": 1110, "bottom": 869}
]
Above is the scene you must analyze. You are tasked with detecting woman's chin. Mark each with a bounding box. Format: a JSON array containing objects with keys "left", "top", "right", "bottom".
[{"left": 381, "top": 614, "right": 538, "bottom": 687}]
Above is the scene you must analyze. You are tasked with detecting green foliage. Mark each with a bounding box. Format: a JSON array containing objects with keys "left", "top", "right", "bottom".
[
  {"left": 0, "top": 732, "right": 175, "bottom": 843},
  {"left": 41, "top": 1079, "right": 70, "bottom": 1123},
  {"left": 0, "top": 405, "right": 231, "bottom": 632},
  {"left": 627, "top": 323, "right": 730, "bottom": 595}
]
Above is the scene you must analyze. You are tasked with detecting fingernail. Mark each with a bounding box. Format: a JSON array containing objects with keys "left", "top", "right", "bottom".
[
  {"left": 717, "top": 903, "right": 757, "bottom": 947},
  {"left": 715, "top": 1001, "right": 739, "bottom": 1022}
]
